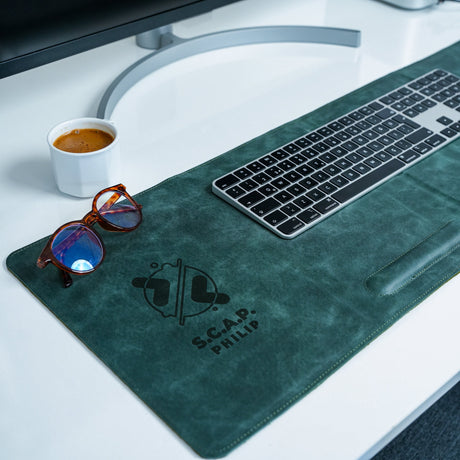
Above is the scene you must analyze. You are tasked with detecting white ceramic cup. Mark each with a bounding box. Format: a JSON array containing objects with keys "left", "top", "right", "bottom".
[{"left": 47, "top": 117, "right": 121, "bottom": 198}]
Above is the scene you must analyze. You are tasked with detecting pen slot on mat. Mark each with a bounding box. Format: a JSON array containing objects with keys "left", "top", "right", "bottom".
[{"left": 366, "top": 220, "right": 460, "bottom": 296}]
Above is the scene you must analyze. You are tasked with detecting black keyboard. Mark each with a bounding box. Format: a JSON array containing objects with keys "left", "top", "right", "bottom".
[{"left": 212, "top": 69, "right": 460, "bottom": 238}]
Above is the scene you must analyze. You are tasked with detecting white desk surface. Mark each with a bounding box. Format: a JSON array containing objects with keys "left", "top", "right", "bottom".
[{"left": 1, "top": 0, "right": 459, "bottom": 459}]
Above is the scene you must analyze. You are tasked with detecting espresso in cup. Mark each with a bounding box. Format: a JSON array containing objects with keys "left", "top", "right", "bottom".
[
  {"left": 53, "top": 128, "right": 114, "bottom": 153},
  {"left": 48, "top": 118, "right": 121, "bottom": 197}
]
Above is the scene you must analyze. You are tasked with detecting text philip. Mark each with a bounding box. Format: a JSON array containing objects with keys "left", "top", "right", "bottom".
[{"left": 191, "top": 308, "right": 258, "bottom": 355}]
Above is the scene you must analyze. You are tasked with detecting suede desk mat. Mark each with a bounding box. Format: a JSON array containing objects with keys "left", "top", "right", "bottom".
[{"left": 7, "top": 42, "right": 460, "bottom": 457}]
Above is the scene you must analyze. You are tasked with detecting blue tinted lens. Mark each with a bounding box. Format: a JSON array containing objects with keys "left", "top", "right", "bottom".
[
  {"left": 51, "top": 224, "right": 103, "bottom": 273},
  {"left": 96, "top": 191, "right": 140, "bottom": 229}
]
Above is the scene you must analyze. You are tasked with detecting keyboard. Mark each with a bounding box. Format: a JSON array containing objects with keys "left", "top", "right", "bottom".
[{"left": 212, "top": 69, "right": 460, "bottom": 238}]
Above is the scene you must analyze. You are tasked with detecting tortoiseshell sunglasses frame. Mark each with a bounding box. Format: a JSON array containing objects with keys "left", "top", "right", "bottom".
[{"left": 37, "top": 184, "right": 142, "bottom": 287}]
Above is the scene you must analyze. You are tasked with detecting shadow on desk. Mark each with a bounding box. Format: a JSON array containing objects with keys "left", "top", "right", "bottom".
[
  {"left": 7, "top": 157, "right": 58, "bottom": 195},
  {"left": 372, "top": 382, "right": 460, "bottom": 459}
]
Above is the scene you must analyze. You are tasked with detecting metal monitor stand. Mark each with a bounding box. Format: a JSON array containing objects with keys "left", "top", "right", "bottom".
[{"left": 97, "top": 25, "right": 361, "bottom": 119}]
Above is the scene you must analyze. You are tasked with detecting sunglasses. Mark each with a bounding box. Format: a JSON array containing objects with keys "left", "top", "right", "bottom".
[{"left": 37, "top": 184, "right": 142, "bottom": 287}]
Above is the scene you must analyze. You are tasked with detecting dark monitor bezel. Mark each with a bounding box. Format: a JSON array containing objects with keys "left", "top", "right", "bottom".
[{"left": 0, "top": 0, "right": 241, "bottom": 79}]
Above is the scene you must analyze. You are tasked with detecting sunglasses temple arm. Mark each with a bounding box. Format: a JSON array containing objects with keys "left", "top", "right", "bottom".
[
  {"left": 61, "top": 269, "right": 73, "bottom": 288},
  {"left": 37, "top": 243, "right": 53, "bottom": 268},
  {"left": 98, "top": 189, "right": 141, "bottom": 215},
  {"left": 37, "top": 251, "right": 73, "bottom": 287},
  {"left": 99, "top": 206, "right": 142, "bottom": 216},
  {"left": 37, "top": 256, "right": 48, "bottom": 269},
  {"left": 98, "top": 192, "right": 122, "bottom": 214},
  {"left": 52, "top": 227, "right": 87, "bottom": 256}
]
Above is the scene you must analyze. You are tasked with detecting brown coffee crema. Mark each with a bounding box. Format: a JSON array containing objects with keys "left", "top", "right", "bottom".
[{"left": 53, "top": 128, "right": 114, "bottom": 153}]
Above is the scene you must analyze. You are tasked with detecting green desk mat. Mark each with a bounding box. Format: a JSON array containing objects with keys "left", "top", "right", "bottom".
[{"left": 7, "top": 42, "right": 460, "bottom": 457}]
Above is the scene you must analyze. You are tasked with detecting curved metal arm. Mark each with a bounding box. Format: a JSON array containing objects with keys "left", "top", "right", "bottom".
[{"left": 97, "top": 25, "right": 361, "bottom": 119}]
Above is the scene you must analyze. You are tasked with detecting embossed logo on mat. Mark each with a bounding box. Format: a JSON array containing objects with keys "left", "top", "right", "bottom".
[
  {"left": 132, "top": 259, "right": 259, "bottom": 355},
  {"left": 132, "top": 258, "right": 230, "bottom": 325}
]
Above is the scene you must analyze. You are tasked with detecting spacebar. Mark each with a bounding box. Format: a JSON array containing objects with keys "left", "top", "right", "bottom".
[{"left": 332, "top": 158, "right": 405, "bottom": 203}]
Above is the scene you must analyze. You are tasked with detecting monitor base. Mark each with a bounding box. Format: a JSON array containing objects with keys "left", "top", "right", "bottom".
[
  {"left": 377, "top": 0, "right": 438, "bottom": 10},
  {"left": 97, "top": 25, "right": 361, "bottom": 119}
]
